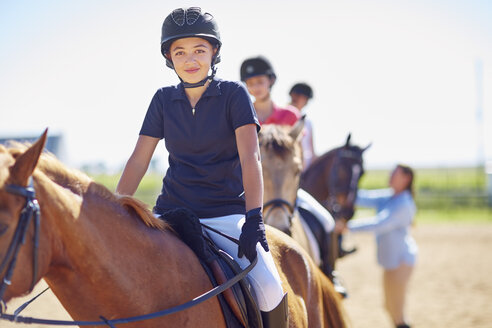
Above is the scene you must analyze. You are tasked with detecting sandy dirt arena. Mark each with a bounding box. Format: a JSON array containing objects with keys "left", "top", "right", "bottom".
[{"left": 2, "top": 223, "right": 492, "bottom": 327}]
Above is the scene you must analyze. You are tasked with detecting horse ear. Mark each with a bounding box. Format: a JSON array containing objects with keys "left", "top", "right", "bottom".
[
  {"left": 289, "top": 115, "right": 305, "bottom": 141},
  {"left": 344, "top": 133, "right": 352, "bottom": 147},
  {"left": 10, "top": 129, "right": 48, "bottom": 186},
  {"left": 362, "top": 142, "right": 372, "bottom": 153}
]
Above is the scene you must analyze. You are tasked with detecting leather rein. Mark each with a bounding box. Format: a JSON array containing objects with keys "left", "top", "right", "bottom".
[{"left": 0, "top": 181, "right": 257, "bottom": 327}]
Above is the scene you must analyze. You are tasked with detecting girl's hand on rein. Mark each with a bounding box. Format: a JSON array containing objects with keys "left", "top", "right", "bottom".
[{"left": 238, "top": 207, "right": 269, "bottom": 262}]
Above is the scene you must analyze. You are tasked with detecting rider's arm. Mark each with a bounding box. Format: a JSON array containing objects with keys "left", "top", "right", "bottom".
[
  {"left": 116, "top": 135, "right": 160, "bottom": 196},
  {"left": 235, "top": 124, "right": 263, "bottom": 212}
]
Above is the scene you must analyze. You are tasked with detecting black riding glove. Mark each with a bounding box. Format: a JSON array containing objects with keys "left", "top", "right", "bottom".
[{"left": 238, "top": 207, "right": 269, "bottom": 262}]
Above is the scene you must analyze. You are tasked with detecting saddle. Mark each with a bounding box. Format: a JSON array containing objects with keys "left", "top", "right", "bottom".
[{"left": 160, "top": 208, "right": 262, "bottom": 328}]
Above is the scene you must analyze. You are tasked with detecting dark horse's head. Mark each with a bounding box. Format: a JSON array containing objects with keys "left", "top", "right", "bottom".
[{"left": 300, "top": 134, "right": 371, "bottom": 221}]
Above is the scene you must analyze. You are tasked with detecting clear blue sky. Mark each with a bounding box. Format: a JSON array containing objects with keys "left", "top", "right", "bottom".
[{"left": 1, "top": 0, "right": 491, "bottom": 172}]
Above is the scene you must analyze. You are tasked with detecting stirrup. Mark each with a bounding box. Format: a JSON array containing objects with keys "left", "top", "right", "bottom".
[
  {"left": 260, "top": 293, "right": 288, "bottom": 328},
  {"left": 331, "top": 272, "right": 348, "bottom": 299},
  {"left": 338, "top": 245, "right": 357, "bottom": 258}
]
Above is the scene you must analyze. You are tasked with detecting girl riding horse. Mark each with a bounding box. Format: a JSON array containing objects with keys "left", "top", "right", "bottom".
[
  {"left": 240, "top": 56, "right": 347, "bottom": 295},
  {"left": 116, "top": 7, "right": 286, "bottom": 326}
]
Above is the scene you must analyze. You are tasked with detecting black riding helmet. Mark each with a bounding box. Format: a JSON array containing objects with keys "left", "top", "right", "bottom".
[
  {"left": 161, "top": 7, "right": 222, "bottom": 88},
  {"left": 289, "top": 83, "right": 313, "bottom": 99},
  {"left": 240, "top": 56, "right": 277, "bottom": 85}
]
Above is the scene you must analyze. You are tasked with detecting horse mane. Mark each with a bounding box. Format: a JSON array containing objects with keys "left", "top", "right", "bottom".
[
  {"left": 311, "top": 147, "right": 338, "bottom": 167},
  {"left": 259, "top": 124, "right": 298, "bottom": 158},
  {"left": 5, "top": 142, "right": 167, "bottom": 231},
  {"left": 0, "top": 145, "right": 14, "bottom": 190},
  {"left": 302, "top": 143, "right": 365, "bottom": 182}
]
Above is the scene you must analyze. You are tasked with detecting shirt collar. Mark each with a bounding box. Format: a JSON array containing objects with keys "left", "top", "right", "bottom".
[{"left": 170, "top": 77, "right": 222, "bottom": 101}]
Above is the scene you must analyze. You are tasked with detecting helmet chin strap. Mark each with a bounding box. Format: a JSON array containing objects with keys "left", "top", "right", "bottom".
[{"left": 180, "top": 66, "right": 217, "bottom": 89}]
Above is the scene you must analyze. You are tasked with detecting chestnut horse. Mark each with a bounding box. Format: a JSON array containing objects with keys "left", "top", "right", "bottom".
[
  {"left": 0, "top": 131, "right": 347, "bottom": 327},
  {"left": 259, "top": 122, "right": 321, "bottom": 267},
  {"left": 300, "top": 134, "right": 370, "bottom": 269}
]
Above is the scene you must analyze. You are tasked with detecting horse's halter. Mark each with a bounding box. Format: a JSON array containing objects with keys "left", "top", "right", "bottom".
[
  {"left": 0, "top": 179, "right": 40, "bottom": 314},
  {"left": 263, "top": 198, "right": 296, "bottom": 234},
  {"left": 326, "top": 149, "right": 363, "bottom": 220}
]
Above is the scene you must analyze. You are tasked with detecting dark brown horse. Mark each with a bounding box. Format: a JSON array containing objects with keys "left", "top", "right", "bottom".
[
  {"left": 300, "top": 134, "right": 370, "bottom": 267},
  {"left": 0, "top": 131, "right": 347, "bottom": 327}
]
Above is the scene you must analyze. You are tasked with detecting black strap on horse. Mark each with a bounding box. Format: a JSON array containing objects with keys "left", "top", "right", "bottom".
[
  {"left": 0, "top": 179, "right": 40, "bottom": 314},
  {"left": 263, "top": 198, "right": 296, "bottom": 229},
  {"left": 0, "top": 181, "right": 258, "bottom": 327},
  {"left": 1, "top": 259, "right": 256, "bottom": 326}
]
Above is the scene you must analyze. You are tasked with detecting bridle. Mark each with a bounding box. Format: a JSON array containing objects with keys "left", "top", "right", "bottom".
[
  {"left": 0, "top": 179, "right": 257, "bottom": 327},
  {"left": 326, "top": 149, "right": 363, "bottom": 220},
  {"left": 263, "top": 198, "right": 296, "bottom": 233},
  {"left": 0, "top": 179, "right": 40, "bottom": 314}
]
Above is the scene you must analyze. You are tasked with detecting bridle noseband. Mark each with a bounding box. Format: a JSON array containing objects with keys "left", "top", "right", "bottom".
[
  {"left": 0, "top": 180, "right": 40, "bottom": 314},
  {"left": 263, "top": 198, "right": 296, "bottom": 234}
]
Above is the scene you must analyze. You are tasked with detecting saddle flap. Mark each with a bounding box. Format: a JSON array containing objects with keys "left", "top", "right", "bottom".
[{"left": 208, "top": 242, "right": 263, "bottom": 328}]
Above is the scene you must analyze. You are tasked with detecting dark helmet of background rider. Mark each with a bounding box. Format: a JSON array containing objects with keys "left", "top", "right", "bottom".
[
  {"left": 289, "top": 82, "right": 313, "bottom": 99},
  {"left": 240, "top": 56, "right": 277, "bottom": 85},
  {"left": 160, "top": 7, "right": 221, "bottom": 69}
]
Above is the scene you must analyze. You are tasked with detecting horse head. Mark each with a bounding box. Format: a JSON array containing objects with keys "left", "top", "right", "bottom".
[
  {"left": 0, "top": 130, "right": 47, "bottom": 306},
  {"left": 259, "top": 120, "right": 304, "bottom": 234},
  {"left": 301, "top": 133, "right": 371, "bottom": 221}
]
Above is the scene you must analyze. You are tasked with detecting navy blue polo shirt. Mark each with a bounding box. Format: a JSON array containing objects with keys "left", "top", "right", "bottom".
[{"left": 140, "top": 78, "right": 260, "bottom": 218}]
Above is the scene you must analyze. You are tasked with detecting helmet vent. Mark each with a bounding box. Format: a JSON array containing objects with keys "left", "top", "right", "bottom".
[
  {"left": 186, "top": 7, "right": 202, "bottom": 25},
  {"left": 171, "top": 8, "right": 186, "bottom": 26}
]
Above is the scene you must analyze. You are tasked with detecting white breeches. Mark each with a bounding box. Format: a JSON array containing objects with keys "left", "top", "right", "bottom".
[{"left": 199, "top": 214, "right": 284, "bottom": 312}]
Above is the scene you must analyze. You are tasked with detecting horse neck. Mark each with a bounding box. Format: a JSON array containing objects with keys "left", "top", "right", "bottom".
[
  {"left": 301, "top": 149, "right": 336, "bottom": 194},
  {"left": 32, "top": 171, "right": 191, "bottom": 320}
]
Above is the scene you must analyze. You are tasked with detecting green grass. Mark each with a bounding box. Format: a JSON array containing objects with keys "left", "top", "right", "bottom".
[
  {"left": 359, "top": 167, "right": 490, "bottom": 210},
  {"left": 359, "top": 167, "right": 487, "bottom": 191},
  {"left": 91, "top": 172, "right": 162, "bottom": 207},
  {"left": 89, "top": 166, "right": 492, "bottom": 223},
  {"left": 415, "top": 208, "right": 492, "bottom": 223},
  {"left": 353, "top": 207, "right": 492, "bottom": 224}
]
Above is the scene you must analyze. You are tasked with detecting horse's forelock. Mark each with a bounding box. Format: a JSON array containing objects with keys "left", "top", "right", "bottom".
[
  {"left": 0, "top": 152, "right": 15, "bottom": 190},
  {"left": 260, "top": 125, "right": 298, "bottom": 158}
]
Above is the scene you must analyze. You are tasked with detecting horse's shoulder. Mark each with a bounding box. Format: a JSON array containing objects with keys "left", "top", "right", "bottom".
[{"left": 266, "top": 226, "right": 312, "bottom": 274}]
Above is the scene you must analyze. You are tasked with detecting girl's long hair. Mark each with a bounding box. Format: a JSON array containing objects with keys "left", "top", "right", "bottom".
[{"left": 397, "top": 164, "right": 415, "bottom": 197}]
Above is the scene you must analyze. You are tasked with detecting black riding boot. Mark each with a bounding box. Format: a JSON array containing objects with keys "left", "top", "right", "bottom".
[
  {"left": 320, "top": 233, "right": 348, "bottom": 298},
  {"left": 337, "top": 233, "right": 357, "bottom": 258},
  {"left": 261, "top": 293, "right": 288, "bottom": 328}
]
